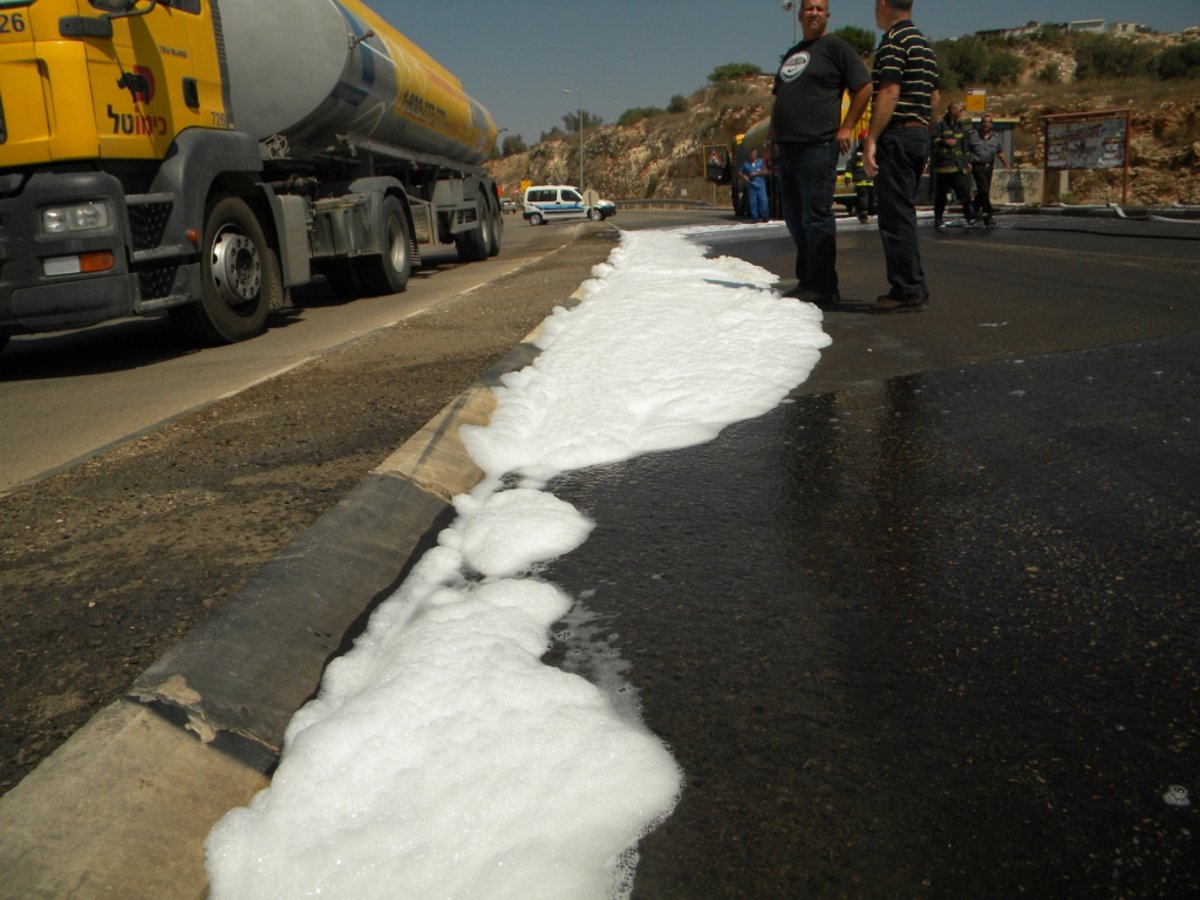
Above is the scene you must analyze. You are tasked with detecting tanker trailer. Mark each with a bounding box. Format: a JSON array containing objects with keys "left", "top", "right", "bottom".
[{"left": 0, "top": 0, "right": 503, "bottom": 351}]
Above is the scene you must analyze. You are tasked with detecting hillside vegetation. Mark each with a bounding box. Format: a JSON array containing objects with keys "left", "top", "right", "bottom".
[{"left": 488, "top": 28, "right": 1200, "bottom": 208}]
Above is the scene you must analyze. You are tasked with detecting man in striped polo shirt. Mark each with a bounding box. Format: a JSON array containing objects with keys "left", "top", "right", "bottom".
[{"left": 862, "top": 0, "right": 939, "bottom": 313}]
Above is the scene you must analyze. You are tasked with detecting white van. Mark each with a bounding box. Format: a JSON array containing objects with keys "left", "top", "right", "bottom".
[{"left": 522, "top": 185, "right": 617, "bottom": 225}]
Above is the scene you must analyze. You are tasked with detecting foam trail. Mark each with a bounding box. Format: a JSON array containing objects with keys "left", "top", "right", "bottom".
[{"left": 206, "top": 226, "right": 830, "bottom": 899}]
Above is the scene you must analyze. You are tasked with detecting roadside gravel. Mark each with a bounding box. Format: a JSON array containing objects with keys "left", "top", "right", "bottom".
[{"left": 0, "top": 226, "right": 618, "bottom": 796}]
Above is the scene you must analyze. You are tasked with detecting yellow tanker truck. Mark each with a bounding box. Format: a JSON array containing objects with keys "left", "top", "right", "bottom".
[{"left": 0, "top": 0, "right": 502, "bottom": 351}]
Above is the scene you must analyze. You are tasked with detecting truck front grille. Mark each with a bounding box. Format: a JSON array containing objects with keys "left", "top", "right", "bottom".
[
  {"left": 127, "top": 199, "right": 173, "bottom": 252},
  {"left": 138, "top": 265, "right": 178, "bottom": 300}
]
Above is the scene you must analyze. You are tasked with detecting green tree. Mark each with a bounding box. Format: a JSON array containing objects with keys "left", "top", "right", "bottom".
[
  {"left": 562, "top": 110, "right": 604, "bottom": 132},
  {"left": 500, "top": 134, "right": 527, "bottom": 157},
  {"left": 984, "top": 50, "right": 1022, "bottom": 85},
  {"left": 835, "top": 25, "right": 876, "bottom": 58},
  {"left": 936, "top": 36, "right": 1023, "bottom": 88},
  {"left": 1031, "top": 24, "right": 1070, "bottom": 49},
  {"left": 708, "top": 62, "right": 762, "bottom": 82},
  {"left": 1074, "top": 33, "right": 1153, "bottom": 79},
  {"left": 934, "top": 36, "right": 986, "bottom": 89},
  {"left": 1153, "top": 41, "right": 1200, "bottom": 79},
  {"left": 667, "top": 94, "right": 689, "bottom": 114}
]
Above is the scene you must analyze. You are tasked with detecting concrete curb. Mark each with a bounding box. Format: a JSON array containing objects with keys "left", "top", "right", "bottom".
[{"left": 0, "top": 285, "right": 575, "bottom": 899}]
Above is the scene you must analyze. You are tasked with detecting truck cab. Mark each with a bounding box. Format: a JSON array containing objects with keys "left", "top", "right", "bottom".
[{"left": 0, "top": 0, "right": 502, "bottom": 354}]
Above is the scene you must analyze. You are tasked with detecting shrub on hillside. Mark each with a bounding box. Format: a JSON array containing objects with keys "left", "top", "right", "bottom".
[
  {"left": 711, "top": 80, "right": 752, "bottom": 101},
  {"left": 619, "top": 107, "right": 666, "bottom": 127},
  {"left": 562, "top": 110, "right": 604, "bottom": 132},
  {"left": 1073, "top": 33, "right": 1154, "bottom": 79},
  {"left": 1030, "top": 25, "right": 1071, "bottom": 49},
  {"left": 1035, "top": 62, "right": 1062, "bottom": 84},
  {"left": 708, "top": 62, "right": 762, "bottom": 82},
  {"left": 984, "top": 50, "right": 1023, "bottom": 84},
  {"left": 1152, "top": 41, "right": 1200, "bottom": 79},
  {"left": 936, "top": 36, "right": 1026, "bottom": 89}
]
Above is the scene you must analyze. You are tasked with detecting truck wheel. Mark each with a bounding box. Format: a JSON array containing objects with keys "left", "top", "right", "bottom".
[
  {"left": 587, "top": 207, "right": 602, "bottom": 221},
  {"left": 355, "top": 195, "right": 412, "bottom": 295},
  {"left": 528, "top": 212, "right": 544, "bottom": 226},
  {"left": 455, "top": 193, "right": 491, "bottom": 262},
  {"left": 172, "top": 196, "right": 278, "bottom": 344},
  {"left": 487, "top": 198, "right": 503, "bottom": 258}
]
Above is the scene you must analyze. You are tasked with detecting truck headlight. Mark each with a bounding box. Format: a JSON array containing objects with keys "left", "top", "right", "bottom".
[{"left": 41, "top": 201, "right": 113, "bottom": 235}]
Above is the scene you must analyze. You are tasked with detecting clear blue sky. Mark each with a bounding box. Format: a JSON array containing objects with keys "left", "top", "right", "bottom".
[{"left": 369, "top": 0, "right": 1199, "bottom": 144}]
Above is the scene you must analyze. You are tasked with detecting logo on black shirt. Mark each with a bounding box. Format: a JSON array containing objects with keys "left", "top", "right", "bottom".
[{"left": 779, "top": 51, "right": 811, "bottom": 82}]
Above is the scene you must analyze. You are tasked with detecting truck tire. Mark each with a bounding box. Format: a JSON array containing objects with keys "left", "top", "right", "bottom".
[
  {"left": 487, "top": 197, "right": 502, "bottom": 258},
  {"left": 355, "top": 195, "right": 412, "bottom": 295},
  {"left": 528, "top": 212, "right": 544, "bottom": 226},
  {"left": 455, "top": 190, "right": 492, "bottom": 262},
  {"left": 171, "top": 196, "right": 278, "bottom": 344}
]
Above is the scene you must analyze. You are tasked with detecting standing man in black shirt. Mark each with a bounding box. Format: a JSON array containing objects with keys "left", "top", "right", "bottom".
[
  {"left": 767, "top": 0, "right": 871, "bottom": 306},
  {"left": 862, "top": 0, "right": 938, "bottom": 312}
]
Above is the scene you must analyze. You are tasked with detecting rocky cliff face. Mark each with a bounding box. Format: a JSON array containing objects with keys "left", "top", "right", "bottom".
[
  {"left": 990, "top": 89, "right": 1199, "bottom": 205},
  {"left": 488, "top": 78, "right": 776, "bottom": 209},
  {"left": 489, "top": 36, "right": 1199, "bottom": 208}
]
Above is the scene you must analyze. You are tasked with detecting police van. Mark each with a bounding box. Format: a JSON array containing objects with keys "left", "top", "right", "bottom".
[{"left": 522, "top": 185, "right": 617, "bottom": 225}]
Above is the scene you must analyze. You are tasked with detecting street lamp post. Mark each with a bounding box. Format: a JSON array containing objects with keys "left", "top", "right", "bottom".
[
  {"left": 781, "top": 0, "right": 798, "bottom": 44},
  {"left": 561, "top": 89, "right": 584, "bottom": 192}
]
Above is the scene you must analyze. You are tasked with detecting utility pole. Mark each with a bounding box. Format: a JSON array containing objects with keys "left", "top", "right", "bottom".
[{"left": 562, "top": 89, "right": 584, "bottom": 192}]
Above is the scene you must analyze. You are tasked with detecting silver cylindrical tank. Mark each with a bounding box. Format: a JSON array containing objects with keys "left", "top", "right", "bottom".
[{"left": 217, "top": 0, "right": 496, "bottom": 166}]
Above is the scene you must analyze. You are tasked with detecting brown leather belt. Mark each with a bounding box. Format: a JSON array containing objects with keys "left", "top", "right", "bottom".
[{"left": 886, "top": 120, "right": 929, "bottom": 131}]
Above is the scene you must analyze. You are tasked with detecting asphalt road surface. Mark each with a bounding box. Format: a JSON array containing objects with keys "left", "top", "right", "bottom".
[
  {"left": 541, "top": 210, "right": 1200, "bottom": 898},
  {"left": 3, "top": 208, "right": 1198, "bottom": 898},
  {"left": 0, "top": 213, "right": 570, "bottom": 494}
]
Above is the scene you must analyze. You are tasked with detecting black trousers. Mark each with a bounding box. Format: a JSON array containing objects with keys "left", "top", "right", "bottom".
[
  {"left": 875, "top": 128, "right": 930, "bottom": 300},
  {"left": 933, "top": 170, "right": 975, "bottom": 223},
  {"left": 971, "top": 164, "right": 995, "bottom": 218}
]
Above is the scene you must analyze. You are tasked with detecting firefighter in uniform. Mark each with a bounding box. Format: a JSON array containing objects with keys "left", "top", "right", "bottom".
[
  {"left": 849, "top": 130, "right": 876, "bottom": 225},
  {"left": 931, "top": 101, "right": 977, "bottom": 227}
]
